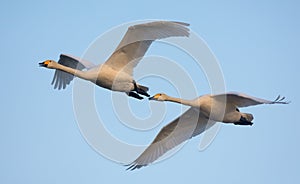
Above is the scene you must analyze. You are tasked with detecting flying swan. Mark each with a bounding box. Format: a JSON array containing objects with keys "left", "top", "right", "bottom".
[
  {"left": 126, "top": 92, "right": 289, "bottom": 170},
  {"left": 39, "top": 21, "right": 190, "bottom": 99}
]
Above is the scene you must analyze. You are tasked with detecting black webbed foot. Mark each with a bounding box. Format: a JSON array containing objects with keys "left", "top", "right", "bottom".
[
  {"left": 127, "top": 92, "right": 143, "bottom": 100},
  {"left": 133, "top": 81, "right": 150, "bottom": 97},
  {"left": 234, "top": 122, "right": 253, "bottom": 126},
  {"left": 136, "top": 88, "right": 150, "bottom": 97},
  {"left": 234, "top": 116, "right": 253, "bottom": 126}
]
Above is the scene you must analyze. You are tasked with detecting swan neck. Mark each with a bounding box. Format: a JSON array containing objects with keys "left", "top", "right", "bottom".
[
  {"left": 166, "top": 96, "right": 195, "bottom": 106},
  {"left": 55, "top": 63, "right": 89, "bottom": 80}
]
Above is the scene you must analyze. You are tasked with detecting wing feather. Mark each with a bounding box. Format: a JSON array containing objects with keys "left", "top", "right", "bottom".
[
  {"left": 126, "top": 108, "right": 215, "bottom": 170},
  {"left": 105, "top": 21, "right": 190, "bottom": 75},
  {"left": 51, "top": 54, "right": 96, "bottom": 90},
  {"left": 212, "top": 92, "right": 289, "bottom": 107}
]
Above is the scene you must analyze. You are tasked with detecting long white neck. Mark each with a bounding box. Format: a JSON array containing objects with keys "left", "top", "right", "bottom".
[
  {"left": 165, "top": 95, "right": 196, "bottom": 107},
  {"left": 53, "top": 62, "right": 90, "bottom": 80}
]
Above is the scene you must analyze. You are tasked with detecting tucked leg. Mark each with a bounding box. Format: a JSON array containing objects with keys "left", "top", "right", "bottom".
[
  {"left": 234, "top": 116, "right": 253, "bottom": 126},
  {"left": 136, "top": 88, "right": 150, "bottom": 97},
  {"left": 127, "top": 92, "right": 143, "bottom": 100},
  {"left": 133, "top": 81, "right": 150, "bottom": 97}
]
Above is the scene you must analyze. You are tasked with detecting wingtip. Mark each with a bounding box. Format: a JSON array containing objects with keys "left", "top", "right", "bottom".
[
  {"left": 125, "top": 163, "right": 137, "bottom": 171},
  {"left": 124, "top": 162, "right": 146, "bottom": 171},
  {"left": 273, "top": 95, "right": 290, "bottom": 104},
  {"left": 171, "top": 21, "right": 190, "bottom": 27},
  {"left": 274, "top": 95, "right": 281, "bottom": 102}
]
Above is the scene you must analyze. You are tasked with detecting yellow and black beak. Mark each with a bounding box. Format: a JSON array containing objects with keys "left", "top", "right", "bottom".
[
  {"left": 39, "top": 62, "right": 47, "bottom": 67},
  {"left": 149, "top": 94, "right": 159, "bottom": 100},
  {"left": 39, "top": 60, "right": 50, "bottom": 67},
  {"left": 148, "top": 96, "right": 155, "bottom": 100},
  {"left": 149, "top": 94, "right": 162, "bottom": 100}
]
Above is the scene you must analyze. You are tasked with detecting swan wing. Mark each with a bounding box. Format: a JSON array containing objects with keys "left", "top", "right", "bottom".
[
  {"left": 105, "top": 21, "right": 190, "bottom": 75},
  {"left": 212, "top": 92, "right": 289, "bottom": 107},
  {"left": 51, "top": 54, "right": 96, "bottom": 90},
  {"left": 126, "top": 108, "right": 215, "bottom": 170}
]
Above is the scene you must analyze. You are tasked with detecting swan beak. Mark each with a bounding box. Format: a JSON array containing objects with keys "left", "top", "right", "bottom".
[
  {"left": 39, "top": 62, "right": 46, "bottom": 67},
  {"left": 148, "top": 96, "right": 155, "bottom": 100}
]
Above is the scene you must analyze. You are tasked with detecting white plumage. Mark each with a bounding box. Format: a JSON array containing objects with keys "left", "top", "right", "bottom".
[
  {"left": 126, "top": 92, "right": 289, "bottom": 170},
  {"left": 39, "top": 21, "right": 190, "bottom": 99}
]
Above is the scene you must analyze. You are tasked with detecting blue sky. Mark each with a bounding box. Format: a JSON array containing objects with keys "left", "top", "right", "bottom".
[{"left": 1, "top": 0, "right": 299, "bottom": 183}]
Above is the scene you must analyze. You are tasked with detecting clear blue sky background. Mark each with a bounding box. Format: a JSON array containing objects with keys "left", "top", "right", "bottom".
[{"left": 1, "top": 0, "right": 299, "bottom": 183}]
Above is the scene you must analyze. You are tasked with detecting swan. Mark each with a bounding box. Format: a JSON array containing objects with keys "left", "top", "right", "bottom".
[
  {"left": 39, "top": 21, "right": 190, "bottom": 99},
  {"left": 126, "top": 92, "right": 289, "bottom": 170}
]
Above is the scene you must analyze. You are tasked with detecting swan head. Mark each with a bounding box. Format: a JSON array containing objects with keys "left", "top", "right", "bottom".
[
  {"left": 39, "top": 60, "right": 56, "bottom": 68},
  {"left": 149, "top": 93, "right": 168, "bottom": 101}
]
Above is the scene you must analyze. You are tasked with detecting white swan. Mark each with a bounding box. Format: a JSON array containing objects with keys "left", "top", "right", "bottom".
[
  {"left": 126, "top": 92, "right": 289, "bottom": 170},
  {"left": 39, "top": 21, "right": 190, "bottom": 99}
]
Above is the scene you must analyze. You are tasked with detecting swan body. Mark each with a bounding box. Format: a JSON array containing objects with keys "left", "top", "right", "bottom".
[
  {"left": 39, "top": 21, "right": 190, "bottom": 99},
  {"left": 127, "top": 92, "right": 289, "bottom": 170}
]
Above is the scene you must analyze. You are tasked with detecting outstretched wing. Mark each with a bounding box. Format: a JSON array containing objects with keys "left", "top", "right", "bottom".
[
  {"left": 126, "top": 108, "right": 215, "bottom": 170},
  {"left": 105, "top": 21, "right": 190, "bottom": 75},
  {"left": 51, "top": 54, "right": 96, "bottom": 90},
  {"left": 212, "top": 92, "right": 289, "bottom": 108}
]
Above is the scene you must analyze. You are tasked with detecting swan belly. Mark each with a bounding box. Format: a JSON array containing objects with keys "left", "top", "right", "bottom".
[
  {"left": 200, "top": 103, "right": 230, "bottom": 122},
  {"left": 199, "top": 97, "right": 240, "bottom": 123},
  {"left": 197, "top": 96, "right": 222, "bottom": 120},
  {"left": 209, "top": 103, "right": 242, "bottom": 123},
  {"left": 92, "top": 66, "right": 134, "bottom": 92}
]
